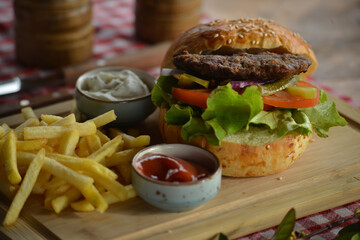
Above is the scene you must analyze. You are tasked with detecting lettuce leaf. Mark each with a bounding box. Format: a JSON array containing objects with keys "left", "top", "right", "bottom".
[
  {"left": 152, "top": 76, "right": 348, "bottom": 146},
  {"left": 151, "top": 76, "right": 178, "bottom": 107},
  {"left": 299, "top": 91, "right": 347, "bottom": 137},
  {"left": 249, "top": 110, "right": 313, "bottom": 138}
]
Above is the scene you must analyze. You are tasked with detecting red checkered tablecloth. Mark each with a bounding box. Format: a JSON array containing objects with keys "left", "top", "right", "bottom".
[{"left": 0, "top": 0, "right": 359, "bottom": 239}]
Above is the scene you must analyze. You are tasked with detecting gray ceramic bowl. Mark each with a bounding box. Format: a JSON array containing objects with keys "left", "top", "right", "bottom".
[
  {"left": 131, "top": 144, "right": 222, "bottom": 212},
  {"left": 75, "top": 66, "right": 156, "bottom": 128}
]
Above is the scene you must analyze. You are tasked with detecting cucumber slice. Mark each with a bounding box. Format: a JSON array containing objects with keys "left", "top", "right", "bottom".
[{"left": 255, "top": 76, "right": 299, "bottom": 96}]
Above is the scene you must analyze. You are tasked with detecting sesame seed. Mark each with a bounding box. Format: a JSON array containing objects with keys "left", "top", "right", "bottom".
[
  {"left": 239, "top": 34, "right": 244, "bottom": 38},
  {"left": 251, "top": 40, "right": 256, "bottom": 45},
  {"left": 277, "top": 176, "right": 283, "bottom": 180},
  {"left": 227, "top": 39, "right": 232, "bottom": 44},
  {"left": 220, "top": 34, "right": 225, "bottom": 38},
  {"left": 214, "top": 33, "right": 219, "bottom": 38},
  {"left": 260, "top": 33, "right": 264, "bottom": 37},
  {"left": 264, "top": 33, "right": 268, "bottom": 37},
  {"left": 256, "top": 40, "right": 260, "bottom": 44},
  {"left": 266, "top": 144, "right": 271, "bottom": 149}
]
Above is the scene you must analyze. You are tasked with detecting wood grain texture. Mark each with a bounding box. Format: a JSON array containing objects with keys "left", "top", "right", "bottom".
[{"left": 0, "top": 94, "right": 359, "bottom": 240}]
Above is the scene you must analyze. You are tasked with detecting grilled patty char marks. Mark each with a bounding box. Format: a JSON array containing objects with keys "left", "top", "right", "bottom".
[{"left": 173, "top": 51, "right": 312, "bottom": 81}]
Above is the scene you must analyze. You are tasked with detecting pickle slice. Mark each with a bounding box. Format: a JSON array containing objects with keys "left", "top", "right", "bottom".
[
  {"left": 286, "top": 86, "right": 317, "bottom": 99},
  {"left": 177, "top": 73, "right": 210, "bottom": 88},
  {"left": 254, "top": 76, "right": 299, "bottom": 96}
]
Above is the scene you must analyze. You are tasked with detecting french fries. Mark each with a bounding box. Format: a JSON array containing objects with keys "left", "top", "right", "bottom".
[
  {"left": 3, "top": 149, "right": 45, "bottom": 226},
  {"left": 0, "top": 107, "right": 151, "bottom": 226},
  {"left": 58, "top": 129, "right": 79, "bottom": 155},
  {"left": 2, "top": 131, "right": 22, "bottom": 185},
  {"left": 21, "top": 107, "right": 37, "bottom": 120}
]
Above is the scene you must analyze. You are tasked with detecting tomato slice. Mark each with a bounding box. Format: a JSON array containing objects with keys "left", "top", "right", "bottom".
[
  {"left": 172, "top": 81, "right": 320, "bottom": 110},
  {"left": 172, "top": 88, "right": 211, "bottom": 108},
  {"left": 262, "top": 81, "right": 320, "bottom": 109}
]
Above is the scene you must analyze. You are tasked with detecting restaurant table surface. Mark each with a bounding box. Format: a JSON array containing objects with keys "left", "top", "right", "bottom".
[{"left": 0, "top": 0, "right": 359, "bottom": 239}]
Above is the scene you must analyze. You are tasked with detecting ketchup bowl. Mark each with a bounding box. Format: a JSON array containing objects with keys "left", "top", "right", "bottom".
[{"left": 131, "top": 144, "right": 221, "bottom": 212}]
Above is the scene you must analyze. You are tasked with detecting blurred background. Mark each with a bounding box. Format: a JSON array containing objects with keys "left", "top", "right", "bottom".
[
  {"left": 0, "top": 0, "right": 359, "bottom": 113},
  {"left": 203, "top": 0, "right": 360, "bottom": 107}
]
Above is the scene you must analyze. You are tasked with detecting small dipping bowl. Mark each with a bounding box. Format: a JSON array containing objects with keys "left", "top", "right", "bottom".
[
  {"left": 75, "top": 66, "right": 156, "bottom": 128},
  {"left": 131, "top": 144, "right": 222, "bottom": 212}
]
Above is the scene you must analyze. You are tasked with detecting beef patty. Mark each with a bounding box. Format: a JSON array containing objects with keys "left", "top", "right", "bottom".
[{"left": 173, "top": 51, "right": 311, "bottom": 81}]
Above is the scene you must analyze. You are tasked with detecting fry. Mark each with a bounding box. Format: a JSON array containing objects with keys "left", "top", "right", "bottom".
[
  {"left": 127, "top": 135, "right": 150, "bottom": 149},
  {"left": 85, "top": 172, "right": 127, "bottom": 201},
  {"left": 41, "top": 114, "right": 62, "bottom": 125},
  {"left": 110, "top": 129, "right": 150, "bottom": 149},
  {"left": 15, "top": 118, "right": 40, "bottom": 140},
  {"left": 81, "top": 184, "right": 107, "bottom": 213},
  {"left": 24, "top": 121, "right": 96, "bottom": 139},
  {"left": 47, "top": 153, "right": 118, "bottom": 181},
  {"left": 116, "top": 163, "right": 132, "bottom": 185},
  {"left": 51, "top": 187, "right": 82, "bottom": 214},
  {"left": 77, "top": 137, "right": 90, "bottom": 157},
  {"left": 71, "top": 185, "right": 136, "bottom": 209},
  {"left": 88, "top": 135, "right": 122, "bottom": 163},
  {"left": 58, "top": 129, "right": 79, "bottom": 155},
  {"left": 32, "top": 170, "right": 52, "bottom": 195},
  {"left": 88, "top": 110, "right": 117, "bottom": 128},
  {"left": 86, "top": 134, "right": 102, "bottom": 153},
  {"left": 105, "top": 148, "right": 141, "bottom": 167},
  {"left": 50, "top": 113, "right": 76, "bottom": 126},
  {"left": 0, "top": 172, "right": 18, "bottom": 199},
  {"left": 0, "top": 126, "right": 5, "bottom": 139},
  {"left": 17, "top": 151, "right": 94, "bottom": 191},
  {"left": 3, "top": 149, "right": 45, "bottom": 226},
  {"left": 1, "top": 123, "right": 11, "bottom": 139},
  {"left": 71, "top": 199, "right": 95, "bottom": 212},
  {"left": 16, "top": 139, "right": 48, "bottom": 151},
  {"left": 21, "top": 107, "right": 37, "bottom": 120},
  {"left": 43, "top": 176, "right": 67, "bottom": 191},
  {"left": 44, "top": 184, "right": 72, "bottom": 211},
  {"left": 96, "top": 129, "right": 110, "bottom": 144},
  {"left": 2, "top": 131, "right": 21, "bottom": 185}
]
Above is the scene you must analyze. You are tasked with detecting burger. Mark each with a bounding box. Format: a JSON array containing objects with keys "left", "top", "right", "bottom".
[{"left": 151, "top": 18, "right": 347, "bottom": 177}]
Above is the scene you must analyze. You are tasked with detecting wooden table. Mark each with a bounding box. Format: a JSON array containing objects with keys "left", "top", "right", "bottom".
[{"left": 203, "top": 0, "right": 360, "bottom": 107}]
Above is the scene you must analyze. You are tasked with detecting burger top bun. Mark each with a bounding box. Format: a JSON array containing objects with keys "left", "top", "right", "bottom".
[{"left": 162, "top": 18, "right": 318, "bottom": 78}]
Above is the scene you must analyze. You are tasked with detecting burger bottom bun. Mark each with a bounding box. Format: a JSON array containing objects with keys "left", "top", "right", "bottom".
[{"left": 159, "top": 106, "right": 311, "bottom": 177}]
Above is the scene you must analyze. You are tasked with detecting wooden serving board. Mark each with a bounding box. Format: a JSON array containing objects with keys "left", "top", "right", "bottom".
[{"left": 0, "top": 95, "right": 360, "bottom": 240}]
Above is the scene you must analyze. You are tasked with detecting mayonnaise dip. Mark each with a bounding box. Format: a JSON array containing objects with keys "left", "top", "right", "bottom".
[{"left": 81, "top": 70, "right": 149, "bottom": 101}]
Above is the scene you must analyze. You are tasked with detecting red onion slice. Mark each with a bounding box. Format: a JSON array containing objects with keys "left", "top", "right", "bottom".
[{"left": 229, "top": 79, "right": 277, "bottom": 89}]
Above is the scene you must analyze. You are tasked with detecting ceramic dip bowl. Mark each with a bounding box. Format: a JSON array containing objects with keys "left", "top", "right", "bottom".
[
  {"left": 131, "top": 144, "right": 222, "bottom": 212},
  {"left": 75, "top": 66, "right": 156, "bottom": 128}
]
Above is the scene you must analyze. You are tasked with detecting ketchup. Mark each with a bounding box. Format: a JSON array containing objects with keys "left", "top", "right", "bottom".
[{"left": 136, "top": 154, "right": 210, "bottom": 183}]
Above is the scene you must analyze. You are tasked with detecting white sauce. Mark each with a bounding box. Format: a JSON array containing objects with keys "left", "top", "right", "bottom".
[{"left": 81, "top": 70, "right": 149, "bottom": 101}]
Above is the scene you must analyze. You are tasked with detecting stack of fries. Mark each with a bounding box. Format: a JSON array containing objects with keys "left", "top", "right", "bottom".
[{"left": 0, "top": 107, "right": 150, "bottom": 226}]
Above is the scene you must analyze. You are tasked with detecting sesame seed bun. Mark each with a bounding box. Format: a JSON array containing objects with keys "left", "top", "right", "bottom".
[
  {"left": 158, "top": 106, "right": 311, "bottom": 177},
  {"left": 162, "top": 18, "right": 317, "bottom": 78}
]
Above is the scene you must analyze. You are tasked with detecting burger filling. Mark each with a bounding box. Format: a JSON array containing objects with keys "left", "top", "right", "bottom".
[{"left": 152, "top": 51, "right": 347, "bottom": 146}]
